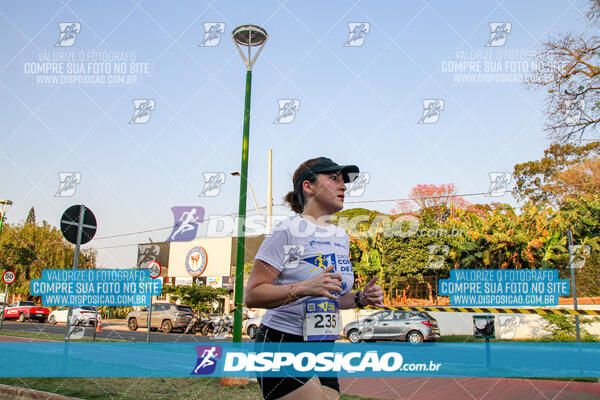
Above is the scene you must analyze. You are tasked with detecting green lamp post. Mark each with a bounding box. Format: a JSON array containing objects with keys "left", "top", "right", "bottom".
[{"left": 231, "top": 25, "right": 268, "bottom": 343}]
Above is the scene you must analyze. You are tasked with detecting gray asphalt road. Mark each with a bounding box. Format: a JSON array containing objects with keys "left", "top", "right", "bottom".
[{"left": 0, "top": 320, "right": 250, "bottom": 342}]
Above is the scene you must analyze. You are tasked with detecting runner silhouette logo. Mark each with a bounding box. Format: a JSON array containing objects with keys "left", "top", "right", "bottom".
[
  {"left": 167, "top": 206, "right": 205, "bottom": 242},
  {"left": 192, "top": 345, "right": 222, "bottom": 375}
]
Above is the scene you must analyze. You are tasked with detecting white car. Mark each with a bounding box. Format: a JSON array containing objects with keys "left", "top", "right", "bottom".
[{"left": 48, "top": 306, "right": 102, "bottom": 326}]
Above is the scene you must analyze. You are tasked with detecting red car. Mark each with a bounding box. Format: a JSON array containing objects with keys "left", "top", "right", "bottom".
[{"left": 1, "top": 301, "right": 50, "bottom": 323}]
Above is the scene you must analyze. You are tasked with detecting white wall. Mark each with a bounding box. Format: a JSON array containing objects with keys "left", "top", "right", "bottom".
[
  {"left": 168, "top": 237, "right": 233, "bottom": 278},
  {"left": 340, "top": 306, "right": 600, "bottom": 339}
]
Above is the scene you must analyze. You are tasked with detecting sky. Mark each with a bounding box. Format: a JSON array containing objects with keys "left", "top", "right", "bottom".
[{"left": 0, "top": 0, "right": 593, "bottom": 267}]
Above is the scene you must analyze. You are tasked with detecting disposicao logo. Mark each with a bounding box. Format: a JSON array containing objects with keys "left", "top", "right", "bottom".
[
  {"left": 222, "top": 351, "right": 441, "bottom": 373},
  {"left": 191, "top": 345, "right": 222, "bottom": 375}
]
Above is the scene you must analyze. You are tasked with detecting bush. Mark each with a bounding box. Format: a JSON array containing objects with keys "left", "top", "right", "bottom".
[
  {"left": 541, "top": 314, "right": 600, "bottom": 341},
  {"left": 98, "top": 306, "right": 133, "bottom": 319}
]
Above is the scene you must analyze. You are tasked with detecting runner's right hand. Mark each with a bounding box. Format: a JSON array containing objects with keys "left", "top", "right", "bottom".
[{"left": 303, "top": 265, "right": 342, "bottom": 300}]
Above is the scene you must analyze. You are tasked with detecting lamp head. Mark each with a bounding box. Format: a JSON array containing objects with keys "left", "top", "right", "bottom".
[{"left": 232, "top": 25, "right": 268, "bottom": 47}]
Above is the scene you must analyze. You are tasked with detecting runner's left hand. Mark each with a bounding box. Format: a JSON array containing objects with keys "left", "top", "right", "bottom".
[{"left": 361, "top": 276, "right": 384, "bottom": 307}]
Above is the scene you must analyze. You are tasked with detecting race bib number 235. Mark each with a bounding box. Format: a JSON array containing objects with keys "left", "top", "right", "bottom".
[{"left": 303, "top": 299, "right": 340, "bottom": 341}]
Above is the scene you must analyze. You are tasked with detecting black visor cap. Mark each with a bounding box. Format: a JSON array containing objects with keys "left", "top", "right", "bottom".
[{"left": 295, "top": 158, "right": 360, "bottom": 186}]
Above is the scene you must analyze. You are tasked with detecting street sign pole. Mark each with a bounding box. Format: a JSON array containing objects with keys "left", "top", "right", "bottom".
[
  {"left": 567, "top": 229, "right": 581, "bottom": 343},
  {"left": 0, "top": 271, "right": 16, "bottom": 330},
  {"left": 59, "top": 205, "right": 97, "bottom": 342},
  {"left": 146, "top": 262, "right": 160, "bottom": 343},
  {"left": 0, "top": 283, "right": 8, "bottom": 330},
  {"left": 146, "top": 296, "right": 153, "bottom": 343},
  {"left": 65, "top": 205, "right": 85, "bottom": 341}
]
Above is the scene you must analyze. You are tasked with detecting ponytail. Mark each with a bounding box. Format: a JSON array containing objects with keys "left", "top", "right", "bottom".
[
  {"left": 284, "top": 190, "right": 304, "bottom": 214},
  {"left": 284, "top": 157, "right": 328, "bottom": 214}
]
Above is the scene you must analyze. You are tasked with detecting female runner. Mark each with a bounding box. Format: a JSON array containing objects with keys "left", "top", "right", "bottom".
[{"left": 245, "top": 157, "right": 384, "bottom": 400}]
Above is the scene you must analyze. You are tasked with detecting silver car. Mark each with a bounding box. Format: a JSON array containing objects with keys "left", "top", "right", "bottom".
[
  {"left": 126, "top": 303, "right": 194, "bottom": 333},
  {"left": 343, "top": 310, "right": 440, "bottom": 343}
]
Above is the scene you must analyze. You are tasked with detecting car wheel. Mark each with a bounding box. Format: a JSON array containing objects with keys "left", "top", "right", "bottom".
[
  {"left": 39, "top": 317, "right": 47, "bottom": 324},
  {"left": 128, "top": 318, "right": 138, "bottom": 331},
  {"left": 407, "top": 331, "right": 424, "bottom": 344},
  {"left": 247, "top": 325, "right": 258, "bottom": 339},
  {"left": 161, "top": 320, "right": 173, "bottom": 333},
  {"left": 18, "top": 313, "right": 26, "bottom": 322},
  {"left": 347, "top": 329, "right": 361, "bottom": 343},
  {"left": 49, "top": 315, "right": 57, "bottom": 324}
]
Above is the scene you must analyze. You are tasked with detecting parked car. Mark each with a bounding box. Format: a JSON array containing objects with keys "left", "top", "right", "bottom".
[
  {"left": 126, "top": 303, "right": 194, "bottom": 333},
  {"left": 343, "top": 310, "right": 440, "bottom": 343},
  {"left": 0, "top": 301, "right": 50, "bottom": 323},
  {"left": 48, "top": 306, "right": 102, "bottom": 326},
  {"left": 243, "top": 316, "right": 262, "bottom": 339}
]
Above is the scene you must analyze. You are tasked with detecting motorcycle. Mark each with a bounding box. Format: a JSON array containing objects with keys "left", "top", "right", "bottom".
[
  {"left": 184, "top": 312, "right": 211, "bottom": 335},
  {"left": 210, "top": 315, "right": 233, "bottom": 338}
]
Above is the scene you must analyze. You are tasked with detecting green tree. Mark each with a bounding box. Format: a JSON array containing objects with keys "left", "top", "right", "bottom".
[
  {"left": 161, "top": 284, "right": 228, "bottom": 312},
  {"left": 334, "top": 208, "right": 453, "bottom": 303},
  {"left": 25, "top": 207, "right": 36, "bottom": 225},
  {"left": 0, "top": 221, "right": 96, "bottom": 298},
  {"left": 447, "top": 202, "right": 566, "bottom": 270},
  {"left": 559, "top": 194, "right": 600, "bottom": 296},
  {"left": 512, "top": 141, "right": 600, "bottom": 206}
]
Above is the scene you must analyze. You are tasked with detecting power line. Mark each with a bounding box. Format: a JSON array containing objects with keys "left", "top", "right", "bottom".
[
  {"left": 91, "top": 181, "right": 598, "bottom": 244},
  {"left": 94, "top": 210, "right": 243, "bottom": 240}
]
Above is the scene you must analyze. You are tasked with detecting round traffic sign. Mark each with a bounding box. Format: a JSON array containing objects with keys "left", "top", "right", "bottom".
[
  {"left": 2, "top": 270, "right": 15, "bottom": 285},
  {"left": 148, "top": 261, "right": 161, "bottom": 279},
  {"left": 60, "top": 205, "right": 97, "bottom": 245}
]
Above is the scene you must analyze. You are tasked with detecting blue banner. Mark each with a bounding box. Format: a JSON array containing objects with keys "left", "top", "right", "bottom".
[
  {"left": 30, "top": 269, "right": 162, "bottom": 306},
  {"left": 0, "top": 342, "right": 599, "bottom": 378},
  {"left": 439, "top": 269, "right": 570, "bottom": 306}
]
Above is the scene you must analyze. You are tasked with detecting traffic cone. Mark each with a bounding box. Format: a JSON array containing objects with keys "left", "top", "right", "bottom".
[{"left": 96, "top": 320, "right": 102, "bottom": 332}]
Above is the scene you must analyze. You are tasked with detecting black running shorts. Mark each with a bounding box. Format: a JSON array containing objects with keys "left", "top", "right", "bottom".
[{"left": 254, "top": 324, "right": 340, "bottom": 400}]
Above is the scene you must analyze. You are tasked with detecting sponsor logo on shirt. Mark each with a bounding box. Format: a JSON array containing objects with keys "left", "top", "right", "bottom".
[
  {"left": 303, "top": 253, "right": 337, "bottom": 272},
  {"left": 308, "top": 240, "right": 331, "bottom": 247}
]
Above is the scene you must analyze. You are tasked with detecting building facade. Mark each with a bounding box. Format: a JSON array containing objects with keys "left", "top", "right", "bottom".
[{"left": 137, "top": 235, "right": 265, "bottom": 315}]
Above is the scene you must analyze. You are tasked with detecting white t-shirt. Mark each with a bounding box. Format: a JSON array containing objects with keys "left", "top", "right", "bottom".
[{"left": 254, "top": 215, "right": 355, "bottom": 336}]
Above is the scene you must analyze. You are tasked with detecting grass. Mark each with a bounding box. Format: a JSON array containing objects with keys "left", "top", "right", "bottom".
[
  {"left": 0, "top": 329, "right": 123, "bottom": 342},
  {"left": 0, "top": 328, "right": 375, "bottom": 398},
  {"left": 0, "top": 378, "right": 379, "bottom": 400}
]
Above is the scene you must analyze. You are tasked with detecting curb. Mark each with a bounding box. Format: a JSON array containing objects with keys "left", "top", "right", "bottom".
[{"left": 0, "top": 384, "right": 82, "bottom": 400}]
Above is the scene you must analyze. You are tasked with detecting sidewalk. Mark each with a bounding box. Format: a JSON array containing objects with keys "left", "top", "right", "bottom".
[
  {"left": 0, "top": 384, "right": 81, "bottom": 400},
  {"left": 100, "top": 319, "right": 128, "bottom": 331},
  {"left": 339, "top": 377, "right": 600, "bottom": 400}
]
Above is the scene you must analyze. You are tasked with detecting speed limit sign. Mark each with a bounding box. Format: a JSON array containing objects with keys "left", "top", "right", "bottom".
[
  {"left": 2, "top": 271, "right": 15, "bottom": 285},
  {"left": 148, "top": 261, "right": 161, "bottom": 279}
]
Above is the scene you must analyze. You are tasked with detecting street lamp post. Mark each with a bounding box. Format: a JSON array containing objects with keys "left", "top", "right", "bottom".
[
  {"left": 232, "top": 25, "right": 267, "bottom": 343},
  {"left": 230, "top": 171, "right": 263, "bottom": 217},
  {"left": 0, "top": 199, "right": 13, "bottom": 238}
]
